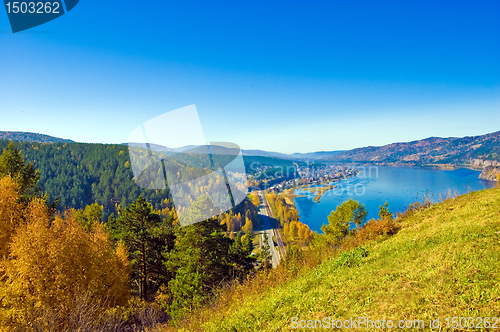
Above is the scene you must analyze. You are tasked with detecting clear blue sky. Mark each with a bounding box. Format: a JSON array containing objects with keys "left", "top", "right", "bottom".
[{"left": 1, "top": 0, "right": 499, "bottom": 153}]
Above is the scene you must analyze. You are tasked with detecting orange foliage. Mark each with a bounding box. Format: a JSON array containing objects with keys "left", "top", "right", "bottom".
[{"left": 341, "top": 217, "right": 398, "bottom": 251}]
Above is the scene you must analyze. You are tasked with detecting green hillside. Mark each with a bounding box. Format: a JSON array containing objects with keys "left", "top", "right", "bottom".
[{"left": 178, "top": 187, "right": 500, "bottom": 331}]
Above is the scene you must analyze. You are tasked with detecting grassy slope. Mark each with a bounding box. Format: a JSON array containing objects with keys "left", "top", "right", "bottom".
[{"left": 197, "top": 187, "right": 500, "bottom": 331}]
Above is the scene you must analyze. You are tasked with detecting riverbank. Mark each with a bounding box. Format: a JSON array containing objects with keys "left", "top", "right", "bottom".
[
  {"left": 330, "top": 160, "right": 500, "bottom": 180},
  {"left": 282, "top": 181, "right": 337, "bottom": 204},
  {"left": 189, "top": 187, "right": 500, "bottom": 331},
  {"left": 300, "top": 184, "right": 336, "bottom": 203},
  {"left": 293, "top": 166, "right": 498, "bottom": 232}
]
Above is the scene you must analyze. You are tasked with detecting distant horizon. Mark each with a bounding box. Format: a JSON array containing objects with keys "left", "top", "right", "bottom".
[
  {"left": 1, "top": 1, "right": 499, "bottom": 153},
  {"left": 1, "top": 128, "right": 498, "bottom": 156}
]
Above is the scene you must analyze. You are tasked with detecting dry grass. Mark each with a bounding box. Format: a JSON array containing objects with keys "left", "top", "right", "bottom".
[{"left": 2, "top": 295, "right": 169, "bottom": 332}]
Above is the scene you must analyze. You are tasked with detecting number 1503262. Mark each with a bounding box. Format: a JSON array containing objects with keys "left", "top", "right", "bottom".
[{"left": 5, "top": 2, "right": 61, "bottom": 14}]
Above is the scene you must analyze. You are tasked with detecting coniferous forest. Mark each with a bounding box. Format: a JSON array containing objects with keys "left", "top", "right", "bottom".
[
  {"left": 0, "top": 140, "right": 265, "bottom": 330},
  {"left": 0, "top": 139, "right": 280, "bottom": 220}
]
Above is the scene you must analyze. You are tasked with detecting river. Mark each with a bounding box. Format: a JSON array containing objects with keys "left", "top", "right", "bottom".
[{"left": 293, "top": 166, "right": 498, "bottom": 233}]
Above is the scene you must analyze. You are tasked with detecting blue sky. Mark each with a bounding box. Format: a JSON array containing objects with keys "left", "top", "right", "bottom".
[{"left": 0, "top": 0, "right": 499, "bottom": 153}]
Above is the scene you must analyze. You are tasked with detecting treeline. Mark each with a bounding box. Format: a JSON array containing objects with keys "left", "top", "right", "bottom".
[
  {"left": 0, "top": 140, "right": 167, "bottom": 217},
  {"left": 219, "top": 192, "right": 261, "bottom": 234},
  {"left": 265, "top": 192, "right": 314, "bottom": 246},
  {"left": 0, "top": 140, "right": 265, "bottom": 223},
  {"left": 0, "top": 143, "right": 268, "bottom": 330}
]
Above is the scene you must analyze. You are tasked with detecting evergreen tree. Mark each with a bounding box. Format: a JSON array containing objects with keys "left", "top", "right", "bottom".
[
  {"left": 378, "top": 201, "right": 393, "bottom": 220},
  {"left": 0, "top": 142, "right": 40, "bottom": 201},
  {"left": 231, "top": 232, "right": 244, "bottom": 255},
  {"left": 261, "top": 233, "right": 272, "bottom": 270},
  {"left": 241, "top": 231, "right": 254, "bottom": 256},
  {"left": 0, "top": 141, "right": 58, "bottom": 214},
  {"left": 163, "top": 196, "right": 253, "bottom": 320},
  {"left": 108, "top": 196, "right": 173, "bottom": 300}
]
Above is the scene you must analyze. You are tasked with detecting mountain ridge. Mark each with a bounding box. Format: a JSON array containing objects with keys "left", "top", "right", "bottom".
[
  {"left": 324, "top": 130, "right": 500, "bottom": 164},
  {"left": 241, "top": 149, "right": 345, "bottom": 160},
  {"left": 1, "top": 131, "right": 343, "bottom": 160},
  {"left": 0, "top": 131, "right": 74, "bottom": 144},
  {"left": 2, "top": 130, "right": 499, "bottom": 175}
]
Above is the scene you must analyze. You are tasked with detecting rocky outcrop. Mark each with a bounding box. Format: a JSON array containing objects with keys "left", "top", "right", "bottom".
[
  {"left": 471, "top": 159, "right": 500, "bottom": 168},
  {"left": 479, "top": 166, "right": 500, "bottom": 181}
]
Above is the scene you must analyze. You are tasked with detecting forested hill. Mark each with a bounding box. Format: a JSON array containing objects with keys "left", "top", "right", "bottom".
[
  {"left": 0, "top": 139, "right": 300, "bottom": 218},
  {"left": 324, "top": 130, "right": 500, "bottom": 167},
  {"left": 0, "top": 131, "right": 74, "bottom": 143},
  {"left": 0, "top": 140, "right": 158, "bottom": 217}
]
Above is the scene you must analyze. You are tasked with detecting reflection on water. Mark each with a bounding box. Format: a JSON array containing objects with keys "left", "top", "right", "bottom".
[{"left": 294, "top": 167, "right": 497, "bottom": 233}]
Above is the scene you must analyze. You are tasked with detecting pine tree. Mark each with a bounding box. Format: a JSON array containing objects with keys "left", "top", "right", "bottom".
[
  {"left": 0, "top": 141, "right": 58, "bottom": 214},
  {"left": 163, "top": 196, "right": 254, "bottom": 320},
  {"left": 108, "top": 196, "right": 173, "bottom": 300},
  {"left": 378, "top": 201, "right": 393, "bottom": 220},
  {"left": 241, "top": 231, "right": 254, "bottom": 256},
  {"left": 0, "top": 142, "right": 41, "bottom": 201},
  {"left": 261, "top": 233, "right": 272, "bottom": 270}
]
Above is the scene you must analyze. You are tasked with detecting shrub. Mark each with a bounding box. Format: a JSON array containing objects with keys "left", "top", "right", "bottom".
[{"left": 331, "top": 247, "right": 368, "bottom": 268}]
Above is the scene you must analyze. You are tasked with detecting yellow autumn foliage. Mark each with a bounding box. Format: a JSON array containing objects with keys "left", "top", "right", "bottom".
[
  {"left": 249, "top": 192, "right": 261, "bottom": 208},
  {"left": 0, "top": 197, "right": 130, "bottom": 328},
  {"left": 0, "top": 177, "right": 22, "bottom": 259}
]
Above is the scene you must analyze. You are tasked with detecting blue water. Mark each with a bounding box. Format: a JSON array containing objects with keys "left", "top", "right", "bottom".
[{"left": 294, "top": 167, "right": 498, "bottom": 233}]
